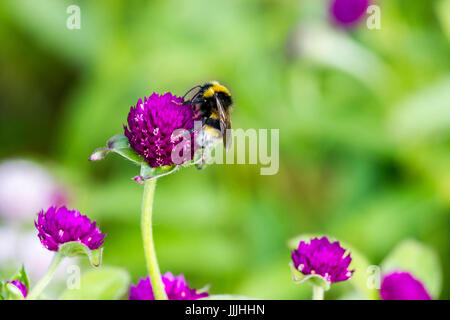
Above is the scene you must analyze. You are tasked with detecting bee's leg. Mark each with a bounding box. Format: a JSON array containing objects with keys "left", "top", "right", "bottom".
[
  {"left": 196, "top": 128, "right": 207, "bottom": 170},
  {"left": 194, "top": 130, "right": 209, "bottom": 170},
  {"left": 194, "top": 146, "right": 205, "bottom": 170},
  {"left": 197, "top": 150, "right": 205, "bottom": 170},
  {"left": 171, "top": 100, "right": 188, "bottom": 106},
  {"left": 192, "top": 118, "right": 213, "bottom": 170}
]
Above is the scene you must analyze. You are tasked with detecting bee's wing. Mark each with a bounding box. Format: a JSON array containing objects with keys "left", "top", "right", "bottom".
[{"left": 215, "top": 94, "right": 232, "bottom": 151}]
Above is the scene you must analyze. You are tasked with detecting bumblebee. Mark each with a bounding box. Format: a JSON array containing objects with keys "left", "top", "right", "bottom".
[{"left": 182, "top": 81, "right": 233, "bottom": 151}]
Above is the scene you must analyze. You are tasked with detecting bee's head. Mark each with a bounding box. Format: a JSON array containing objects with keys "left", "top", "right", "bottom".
[
  {"left": 186, "top": 81, "right": 232, "bottom": 108},
  {"left": 201, "top": 81, "right": 231, "bottom": 99},
  {"left": 191, "top": 92, "right": 206, "bottom": 105}
]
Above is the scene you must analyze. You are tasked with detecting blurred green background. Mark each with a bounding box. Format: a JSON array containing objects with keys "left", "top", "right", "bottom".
[{"left": 0, "top": 0, "right": 448, "bottom": 299}]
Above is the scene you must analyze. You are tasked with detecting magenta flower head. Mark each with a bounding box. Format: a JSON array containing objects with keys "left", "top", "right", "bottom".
[
  {"left": 7, "top": 280, "right": 27, "bottom": 298},
  {"left": 35, "top": 206, "right": 105, "bottom": 252},
  {"left": 380, "top": 272, "right": 432, "bottom": 300},
  {"left": 291, "top": 237, "right": 354, "bottom": 283},
  {"left": 129, "top": 272, "right": 208, "bottom": 300},
  {"left": 124, "top": 93, "right": 196, "bottom": 168},
  {"left": 329, "top": 0, "right": 370, "bottom": 27}
]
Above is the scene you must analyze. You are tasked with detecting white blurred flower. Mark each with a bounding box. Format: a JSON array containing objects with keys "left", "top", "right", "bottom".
[
  {"left": 0, "top": 226, "right": 77, "bottom": 285},
  {"left": 0, "top": 159, "right": 69, "bottom": 222}
]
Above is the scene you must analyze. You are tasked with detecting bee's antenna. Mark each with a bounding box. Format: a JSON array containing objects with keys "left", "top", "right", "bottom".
[{"left": 172, "top": 85, "right": 202, "bottom": 106}]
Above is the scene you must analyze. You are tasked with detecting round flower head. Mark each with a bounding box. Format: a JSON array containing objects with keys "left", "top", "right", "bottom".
[
  {"left": 380, "top": 272, "right": 431, "bottom": 300},
  {"left": 291, "top": 237, "right": 354, "bottom": 283},
  {"left": 129, "top": 272, "right": 208, "bottom": 300},
  {"left": 330, "top": 0, "right": 370, "bottom": 27},
  {"left": 35, "top": 206, "right": 105, "bottom": 252},
  {"left": 124, "top": 93, "right": 197, "bottom": 168},
  {"left": 7, "top": 280, "right": 27, "bottom": 298}
]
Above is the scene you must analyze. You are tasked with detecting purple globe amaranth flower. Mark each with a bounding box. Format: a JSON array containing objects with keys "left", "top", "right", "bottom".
[
  {"left": 129, "top": 272, "right": 209, "bottom": 300},
  {"left": 124, "top": 92, "right": 197, "bottom": 168},
  {"left": 291, "top": 237, "right": 354, "bottom": 283},
  {"left": 7, "top": 280, "right": 27, "bottom": 298},
  {"left": 35, "top": 206, "right": 105, "bottom": 252},
  {"left": 380, "top": 271, "right": 432, "bottom": 300},
  {"left": 330, "top": 0, "right": 370, "bottom": 27}
]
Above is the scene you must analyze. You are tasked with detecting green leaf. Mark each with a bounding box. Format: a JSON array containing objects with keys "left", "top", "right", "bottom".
[
  {"left": 60, "top": 267, "right": 130, "bottom": 300},
  {"left": 59, "top": 241, "right": 103, "bottom": 267},
  {"left": 435, "top": 0, "right": 450, "bottom": 41},
  {"left": 90, "top": 134, "right": 188, "bottom": 184},
  {"left": 10, "top": 265, "right": 30, "bottom": 292},
  {"left": 381, "top": 239, "right": 442, "bottom": 299},
  {"left": 89, "top": 134, "right": 144, "bottom": 165},
  {"left": 88, "top": 148, "right": 110, "bottom": 161},
  {"left": 288, "top": 22, "right": 390, "bottom": 90},
  {"left": 289, "top": 262, "right": 330, "bottom": 291},
  {"left": 202, "top": 294, "right": 258, "bottom": 300},
  {"left": 287, "top": 234, "right": 378, "bottom": 299},
  {"left": 389, "top": 77, "right": 450, "bottom": 143},
  {"left": 133, "top": 163, "right": 179, "bottom": 184},
  {"left": 107, "top": 134, "right": 144, "bottom": 164}
]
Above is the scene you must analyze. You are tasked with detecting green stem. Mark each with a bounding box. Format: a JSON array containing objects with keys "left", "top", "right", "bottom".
[
  {"left": 312, "top": 285, "right": 324, "bottom": 300},
  {"left": 141, "top": 178, "right": 168, "bottom": 300},
  {"left": 27, "top": 252, "right": 63, "bottom": 300}
]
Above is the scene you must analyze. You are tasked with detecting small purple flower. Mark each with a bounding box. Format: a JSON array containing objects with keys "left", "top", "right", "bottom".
[
  {"left": 124, "top": 92, "right": 197, "bottom": 168},
  {"left": 291, "top": 237, "right": 354, "bottom": 283},
  {"left": 129, "top": 272, "right": 209, "bottom": 300},
  {"left": 330, "top": 0, "right": 370, "bottom": 27},
  {"left": 7, "top": 280, "right": 27, "bottom": 298},
  {"left": 380, "top": 272, "right": 432, "bottom": 300},
  {"left": 35, "top": 206, "right": 105, "bottom": 252}
]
